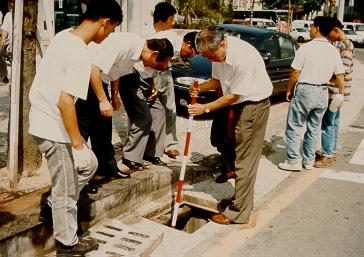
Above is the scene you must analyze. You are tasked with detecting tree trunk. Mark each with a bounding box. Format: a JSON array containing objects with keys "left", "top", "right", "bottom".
[
  {"left": 19, "top": 0, "right": 42, "bottom": 172},
  {"left": 329, "top": 0, "right": 336, "bottom": 17}
]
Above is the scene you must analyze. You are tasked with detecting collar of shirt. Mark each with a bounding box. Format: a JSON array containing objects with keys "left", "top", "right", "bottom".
[{"left": 312, "top": 38, "right": 329, "bottom": 43}]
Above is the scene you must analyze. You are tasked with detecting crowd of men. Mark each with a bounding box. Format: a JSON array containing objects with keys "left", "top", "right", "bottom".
[{"left": 22, "top": 0, "right": 353, "bottom": 255}]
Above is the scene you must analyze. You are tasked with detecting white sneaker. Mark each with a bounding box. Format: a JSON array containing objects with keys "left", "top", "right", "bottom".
[
  {"left": 303, "top": 163, "right": 313, "bottom": 170},
  {"left": 278, "top": 160, "right": 302, "bottom": 171}
]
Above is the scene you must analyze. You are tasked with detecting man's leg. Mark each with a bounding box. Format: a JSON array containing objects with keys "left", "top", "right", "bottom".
[
  {"left": 33, "top": 136, "right": 97, "bottom": 246},
  {"left": 119, "top": 73, "right": 152, "bottom": 164},
  {"left": 223, "top": 99, "right": 270, "bottom": 224},
  {"left": 155, "top": 70, "right": 179, "bottom": 157},
  {"left": 144, "top": 98, "right": 166, "bottom": 158}
]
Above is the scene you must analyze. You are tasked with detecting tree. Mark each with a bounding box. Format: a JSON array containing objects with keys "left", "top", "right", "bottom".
[{"left": 15, "top": 0, "right": 42, "bottom": 183}]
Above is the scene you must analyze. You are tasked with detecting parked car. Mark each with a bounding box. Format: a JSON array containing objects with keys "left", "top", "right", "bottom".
[
  {"left": 171, "top": 24, "right": 298, "bottom": 116},
  {"left": 244, "top": 18, "right": 277, "bottom": 31},
  {"left": 342, "top": 22, "right": 364, "bottom": 37},
  {"left": 290, "top": 27, "right": 310, "bottom": 43},
  {"left": 292, "top": 19, "right": 313, "bottom": 29},
  {"left": 343, "top": 28, "right": 364, "bottom": 46}
]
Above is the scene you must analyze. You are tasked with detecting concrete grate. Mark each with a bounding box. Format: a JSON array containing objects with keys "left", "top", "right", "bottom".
[{"left": 44, "top": 219, "right": 163, "bottom": 257}]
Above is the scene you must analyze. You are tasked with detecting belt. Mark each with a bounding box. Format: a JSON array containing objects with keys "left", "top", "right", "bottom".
[{"left": 300, "top": 82, "right": 327, "bottom": 87}]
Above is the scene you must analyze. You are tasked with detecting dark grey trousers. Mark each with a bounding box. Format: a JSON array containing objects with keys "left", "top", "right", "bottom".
[{"left": 119, "top": 73, "right": 166, "bottom": 163}]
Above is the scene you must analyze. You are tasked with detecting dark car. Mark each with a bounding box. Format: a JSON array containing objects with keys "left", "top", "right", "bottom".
[{"left": 171, "top": 24, "right": 298, "bottom": 116}]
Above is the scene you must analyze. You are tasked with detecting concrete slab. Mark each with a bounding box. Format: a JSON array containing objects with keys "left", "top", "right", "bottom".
[{"left": 180, "top": 157, "right": 291, "bottom": 213}]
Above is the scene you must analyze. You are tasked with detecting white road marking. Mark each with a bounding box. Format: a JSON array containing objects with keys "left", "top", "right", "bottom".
[
  {"left": 349, "top": 137, "right": 364, "bottom": 165},
  {"left": 320, "top": 169, "right": 364, "bottom": 184}
]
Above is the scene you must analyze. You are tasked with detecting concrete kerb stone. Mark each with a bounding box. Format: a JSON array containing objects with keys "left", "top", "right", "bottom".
[{"left": 0, "top": 163, "right": 213, "bottom": 256}]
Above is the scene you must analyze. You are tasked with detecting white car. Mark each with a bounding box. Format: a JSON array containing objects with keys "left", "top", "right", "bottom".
[
  {"left": 244, "top": 18, "right": 277, "bottom": 31},
  {"left": 343, "top": 29, "right": 364, "bottom": 46},
  {"left": 290, "top": 27, "right": 310, "bottom": 43}
]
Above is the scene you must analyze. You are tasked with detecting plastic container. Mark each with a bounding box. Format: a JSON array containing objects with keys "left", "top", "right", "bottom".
[{"left": 329, "top": 94, "right": 344, "bottom": 112}]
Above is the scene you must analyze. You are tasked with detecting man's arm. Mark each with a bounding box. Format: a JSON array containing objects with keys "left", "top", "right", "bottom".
[
  {"left": 58, "top": 91, "right": 83, "bottom": 150},
  {"left": 111, "top": 79, "right": 121, "bottom": 111},
  {"left": 335, "top": 73, "right": 346, "bottom": 95},
  {"left": 286, "top": 68, "right": 300, "bottom": 102},
  {"left": 90, "top": 64, "right": 113, "bottom": 117},
  {"left": 189, "top": 78, "right": 221, "bottom": 96},
  {"left": 188, "top": 93, "right": 239, "bottom": 116},
  {"left": 1, "top": 31, "right": 8, "bottom": 49}
]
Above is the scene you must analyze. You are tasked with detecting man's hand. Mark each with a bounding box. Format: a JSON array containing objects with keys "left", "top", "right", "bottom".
[
  {"left": 189, "top": 83, "right": 200, "bottom": 97},
  {"left": 111, "top": 93, "right": 121, "bottom": 111},
  {"left": 99, "top": 99, "right": 113, "bottom": 117},
  {"left": 187, "top": 103, "right": 205, "bottom": 116},
  {"left": 72, "top": 143, "right": 92, "bottom": 172}
]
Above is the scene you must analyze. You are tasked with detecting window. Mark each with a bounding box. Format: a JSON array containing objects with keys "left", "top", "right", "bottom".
[
  {"left": 278, "top": 36, "right": 294, "bottom": 59},
  {"left": 261, "top": 35, "right": 279, "bottom": 60}
]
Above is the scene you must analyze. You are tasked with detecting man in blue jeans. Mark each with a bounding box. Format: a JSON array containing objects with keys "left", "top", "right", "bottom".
[
  {"left": 278, "top": 16, "right": 346, "bottom": 172},
  {"left": 28, "top": 1, "right": 122, "bottom": 255},
  {"left": 314, "top": 18, "right": 354, "bottom": 168}
]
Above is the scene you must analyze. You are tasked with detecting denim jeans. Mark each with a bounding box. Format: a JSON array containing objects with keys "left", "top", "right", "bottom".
[
  {"left": 321, "top": 99, "right": 340, "bottom": 157},
  {"left": 285, "top": 83, "right": 328, "bottom": 165},
  {"left": 33, "top": 136, "right": 98, "bottom": 246}
]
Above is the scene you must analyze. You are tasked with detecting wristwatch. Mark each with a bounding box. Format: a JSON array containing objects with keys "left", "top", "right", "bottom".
[{"left": 204, "top": 105, "right": 210, "bottom": 113}]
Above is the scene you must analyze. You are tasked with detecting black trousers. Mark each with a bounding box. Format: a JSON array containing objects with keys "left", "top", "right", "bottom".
[
  {"left": 75, "top": 82, "right": 117, "bottom": 173},
  {"left": 210, "top": 106, "right": 236, "bottom": 174}
]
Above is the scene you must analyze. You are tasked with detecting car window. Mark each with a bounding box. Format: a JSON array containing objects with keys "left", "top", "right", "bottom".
[
  {"left": 347, "top": 25, "right": 354, "bottom": 30},
  {"left": 278, "top": 36, "right": 295, "bottom": 59},
  {"left": 261, "top": 35, "right": 279, "bottom": 60}
]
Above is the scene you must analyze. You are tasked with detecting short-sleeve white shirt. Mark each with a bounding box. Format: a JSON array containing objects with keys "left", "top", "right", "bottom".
[
  {"left": 90, "top": 32, "right": 145, "bottom": 82},
  {"left": 134, "top": 30, "right": 182, "bottom": 79},
  {"left": 1, "top": 11, "right": 12, "bottom": 47},
  {"left": 291, "top": 38, "right": 345, "bottom": 84},
  {"left": 212, "top": 36, "right": 272, "bottom": 103},
  {"left": 29, "top": 29, "right": 91, "bottom": 143}
]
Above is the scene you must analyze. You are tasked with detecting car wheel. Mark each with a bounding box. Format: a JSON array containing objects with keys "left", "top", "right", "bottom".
[{"left": 297, "top": 36, "right": 304, "bottom": 43}]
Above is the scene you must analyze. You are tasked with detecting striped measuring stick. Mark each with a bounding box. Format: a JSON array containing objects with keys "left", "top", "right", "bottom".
[{"left": 171, "top": 80, "right": 199, "bottom": 228}]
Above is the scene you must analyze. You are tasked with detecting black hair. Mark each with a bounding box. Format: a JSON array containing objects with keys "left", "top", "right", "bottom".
[
  {"left": 313, "top": 16, "right": 335, "bottom": 37},
  {"left": 146, "top": 38, "right": 174, "bottom": 62},
  {"left": 82, "top": 0, "right": 123, "bottom": 25},
  {"left": 183, "top": 31, "right": 198, "bottom": 49},
  {"left": 153, "top": 2, "right": 176, "bottom": 24},
  {"left": 331, "top": 17, "right": 343, "bottom": 29}
]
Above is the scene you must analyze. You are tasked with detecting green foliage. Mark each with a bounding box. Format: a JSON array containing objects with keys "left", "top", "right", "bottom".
[{"left": 173, "top": 0, "right": 232, "bottom": 29}]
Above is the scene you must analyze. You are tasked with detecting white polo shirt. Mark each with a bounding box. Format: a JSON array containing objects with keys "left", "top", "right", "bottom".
[
  {"left": 212, "top": 36, "right": 272, "bottom": 103},
  {"left": 90, "top": 32, "right": 145, "bottom": 82},
  {"left": 134, "top": 30, "right": 182, "bottom": 79},
  {"left": 29, "top": 29, "right": 91, "bottom": 143},
  {"left": 292, "top": 38, "right": 344, "bottom": 85}
]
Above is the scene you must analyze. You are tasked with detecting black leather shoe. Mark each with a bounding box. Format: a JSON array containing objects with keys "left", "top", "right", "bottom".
[
  {"left": 122, "top": 157, "right": 144, "bottom": 171},
  {"left": 109, "top": 167, "right": 131, "bottom": 179},
  {"left": 81, "top": 183, "right": 98, "bottom": 194},
  {"left": 143, "top": 156, "right": 167, "bottom": 166}
]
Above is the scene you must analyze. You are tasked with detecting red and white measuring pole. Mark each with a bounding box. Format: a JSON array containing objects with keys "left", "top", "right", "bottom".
[{"left": 171, "top": 80, "right": 199, "bottom": 228}]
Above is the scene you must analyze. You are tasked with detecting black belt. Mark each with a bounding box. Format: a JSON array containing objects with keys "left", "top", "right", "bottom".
[{"left": 300, "top": 82, "right": 327, "bottom": 87}]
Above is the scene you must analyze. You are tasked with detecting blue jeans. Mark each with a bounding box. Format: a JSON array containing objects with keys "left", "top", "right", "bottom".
[
  {"left": 33, "top": 136, "right": 98, "bottom": 246},
  {"left": 285, "top": 83, "right": 328, "bottom": 165},
  {"left": 321, "top": 100, "right": 340, "bottom": 157}
]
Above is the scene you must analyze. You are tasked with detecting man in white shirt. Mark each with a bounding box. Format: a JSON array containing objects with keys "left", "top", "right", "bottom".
[
  {"left": 76, "top": 33, "right": 174, "bottom": 175},
  {"left": 188, "top": 28, "right": 272, "bottom": 225},
  {"left": 0, "top": 0, "right": 13, "bottom": 84},
  {"left": 28, "top": 1, "right": 122, "bottom": 255},
  {"left": 278, "top": 16, "right": 345, "bottom": 172}
]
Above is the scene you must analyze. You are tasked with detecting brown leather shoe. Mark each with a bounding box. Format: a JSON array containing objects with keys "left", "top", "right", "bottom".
[
  {"left": 210, "top": 213, "right": 233, "bottom": 225},
  {"left": 314, "top": 156, "right": 335, "bottom": 168},
  {"left": 165, "top": 149, "right": 180, "bottom": 158},
  {"left": 215, "top": 171, "right": 237, "bottom": 183}
]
